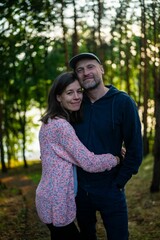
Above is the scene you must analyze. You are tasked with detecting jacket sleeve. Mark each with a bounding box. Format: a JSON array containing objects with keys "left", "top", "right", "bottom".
[
  {"left": 53, "top": 120, "right": 118, "bottom": 172},
  {"left": 115, "top": 96, "right": 143, "bottom": 188}
]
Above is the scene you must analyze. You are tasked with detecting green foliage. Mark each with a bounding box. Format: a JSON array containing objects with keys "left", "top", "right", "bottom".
[
  {"left": 1, "top": 155, "right": 159, "bottom": 239},
  {"left": 0, "top": 0, "right": 159, "bottom": 168},
  {"left": 27, "top": 171, "right": 41, "bottom": 184},
  {"left": 126, "top": 154, "right": 160, "bottom": 240}
]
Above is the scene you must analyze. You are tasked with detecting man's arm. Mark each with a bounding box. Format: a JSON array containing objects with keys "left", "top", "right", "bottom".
[{"left": 115, "top": 96, "right": 143, "bottom": 188}]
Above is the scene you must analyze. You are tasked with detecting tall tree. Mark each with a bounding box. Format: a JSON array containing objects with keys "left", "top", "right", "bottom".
[
  {"left": 0, "top": 0, "right": 159, "bottom": 178},
  {"left": 71, "top": 0, "right": 79, "bottom": 56},
  {"left": 0, "top": 0, "right": 54, "bottom": 167},
  {"left": 140, "top": 0, "right": 149, "bottom": 155},
  {"left": 150, "top": 0, "right": 160, "bottom": 192},
  {"left": 0, "top": 91, "right": 7, "bottom": 172},
  {"left": 59, "top": 0, "right": 69, "bottom": 69}
]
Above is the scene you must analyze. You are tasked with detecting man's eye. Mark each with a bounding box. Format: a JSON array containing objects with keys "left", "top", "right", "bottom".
[
  {"left": 88, "top": 65, "right": 94, "bottom": 69},
  {"left": 76, "top": 69, "right": 83, "bottom": 73}
]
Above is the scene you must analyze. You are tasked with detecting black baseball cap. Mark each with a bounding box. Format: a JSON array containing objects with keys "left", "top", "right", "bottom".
[{"left": 69, "top": 53, "right": 101, "bottom": 69}]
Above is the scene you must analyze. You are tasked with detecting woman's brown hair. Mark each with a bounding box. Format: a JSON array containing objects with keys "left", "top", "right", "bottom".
[{"left": 41, "top": 72, "right": 83, "bottom": 124}]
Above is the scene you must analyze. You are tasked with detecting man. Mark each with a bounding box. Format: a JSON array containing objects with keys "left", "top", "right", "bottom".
[{"left": 69, "top": 53, "right": 143, "bottom": 240}]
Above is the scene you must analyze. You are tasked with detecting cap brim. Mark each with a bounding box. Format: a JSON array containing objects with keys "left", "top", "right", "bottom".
[{"left": 69, "top": 53, "right": 101, "bottom": 69}]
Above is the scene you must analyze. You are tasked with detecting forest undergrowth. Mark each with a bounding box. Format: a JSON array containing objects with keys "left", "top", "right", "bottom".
[{"left": 0, "top": 155, "right": 160, "bottom": 240}]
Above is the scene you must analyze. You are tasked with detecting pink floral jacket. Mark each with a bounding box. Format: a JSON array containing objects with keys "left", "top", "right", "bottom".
[{"left": 35, "top": 118, "right": 118, "bottom": 226}]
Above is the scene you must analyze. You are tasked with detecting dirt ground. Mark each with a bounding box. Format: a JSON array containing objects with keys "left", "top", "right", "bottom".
[
  {"left": 1, "top": 161, "right": 160, "bottom": 240},
  {"left": 0, "top": 164, "right": 105, "bottom": 240},
  {"left": 0, "top": 166, "right": 50, "bottom": 240}
]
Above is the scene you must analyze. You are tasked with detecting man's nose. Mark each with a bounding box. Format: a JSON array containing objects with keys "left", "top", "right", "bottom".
[{"left": 83, "top": 68, "right": 90, "bottom": 75}]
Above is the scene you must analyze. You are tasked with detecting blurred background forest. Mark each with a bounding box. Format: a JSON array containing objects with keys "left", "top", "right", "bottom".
[{"left": 0, "top": 0, "right": 160, "bottom": 192}]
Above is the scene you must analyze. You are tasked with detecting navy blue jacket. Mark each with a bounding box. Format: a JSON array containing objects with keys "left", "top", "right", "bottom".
[{"left": 73, "top": 85, "right": 143, "bottom": 189}]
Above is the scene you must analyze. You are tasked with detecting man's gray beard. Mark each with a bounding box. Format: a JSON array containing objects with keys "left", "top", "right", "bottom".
[{"left": 84, "top": 81, "right": 100, "bottom": 91}]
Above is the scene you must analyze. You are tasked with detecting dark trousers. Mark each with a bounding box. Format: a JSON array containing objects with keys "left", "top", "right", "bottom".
[
  {"left": 47, "top": 221, "right": 80, "bottom": 240},
  {"left": 76, "top": 184, "right": 129, "bottom": 240}
]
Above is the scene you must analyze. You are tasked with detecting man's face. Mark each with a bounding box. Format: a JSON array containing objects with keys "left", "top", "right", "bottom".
[{"left": 75, "top": 59, "right": 104, "bottom": 90}]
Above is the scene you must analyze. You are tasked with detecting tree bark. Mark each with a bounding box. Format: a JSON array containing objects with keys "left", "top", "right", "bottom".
[{"left": 150, "top": 1, "right": 160, "bottom": 192}]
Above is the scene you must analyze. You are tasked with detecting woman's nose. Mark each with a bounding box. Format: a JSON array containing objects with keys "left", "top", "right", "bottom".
[{"left": 73, "top": 92, "right": 79, "bottom": 99}]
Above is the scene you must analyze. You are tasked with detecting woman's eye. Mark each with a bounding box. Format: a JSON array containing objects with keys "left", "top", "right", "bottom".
[{"left": 78, "top": 90, "right": 83, "bottom": 94}]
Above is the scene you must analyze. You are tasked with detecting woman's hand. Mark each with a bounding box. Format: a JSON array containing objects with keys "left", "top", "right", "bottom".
[{"left": 116, "top": 156, "right": 120, "bottom": 165}]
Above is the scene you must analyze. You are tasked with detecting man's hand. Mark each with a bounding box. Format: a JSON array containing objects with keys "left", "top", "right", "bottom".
[{"left": 121, "top": 147, "right": 126, "bottom": 159}]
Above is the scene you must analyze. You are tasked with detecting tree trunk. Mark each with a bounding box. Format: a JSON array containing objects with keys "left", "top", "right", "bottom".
[
  {"left": 150, "top": 94, "right": 160, "bottom": 192},
  {"left": 141, "top": 0, "right": 149, "bottom": 155},
  {"left": 61, "top": 0, "right": 69, "bottom": 70},
  {"left": 22, "top": 114, "right": 28, "bottom": 168},
  {"left": 0, "top": 94, "right": 7, "bottom": 173},
  {"left": 150, "top": 1, "right": 160, "bottom": 192},
  {"left": 71, "top": 0, "right": 78, "bottom": 56}
]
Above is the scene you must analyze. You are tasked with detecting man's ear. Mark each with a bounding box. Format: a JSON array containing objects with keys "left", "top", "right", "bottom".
[{"left": 100, "top": 65, "right": 104, "bottom": 74}]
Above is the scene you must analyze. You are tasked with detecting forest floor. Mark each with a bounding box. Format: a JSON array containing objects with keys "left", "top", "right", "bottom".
[{"left": 0, "top": 156, "right": 160, "bottom": 240}]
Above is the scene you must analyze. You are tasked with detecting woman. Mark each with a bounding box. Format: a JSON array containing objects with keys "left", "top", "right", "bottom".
[{"left": 35, "top": 72, "right": 120, "bottom": 240}]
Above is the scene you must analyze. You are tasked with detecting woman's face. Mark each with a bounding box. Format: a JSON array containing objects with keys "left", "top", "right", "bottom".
[{"left": 57, "top": 80, "right": 83, "bottom": 112}]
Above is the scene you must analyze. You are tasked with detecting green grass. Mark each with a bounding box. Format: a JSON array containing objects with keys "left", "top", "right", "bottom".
[
  {"left": 126, "top": 154, "right": 160, "bottom": 240},
  {"left": 25, "top": 161, "right": 42, "bottom": 184},
  {"left": 27, "top": 156, "right": 160, "bottom": 239},
  {"left": 26, "top": 155, "right": 160, "bottom": 239},
  {"left": 28, "top": 172, "right": 41, "bottom": 184},
  {"left": 1, "top": 156, "right": 159, "bottom": 239}
]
